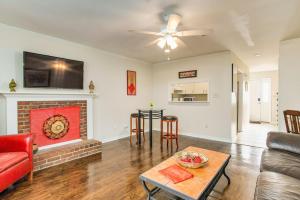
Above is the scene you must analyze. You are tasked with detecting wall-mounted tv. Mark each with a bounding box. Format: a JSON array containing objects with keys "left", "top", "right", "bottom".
[{"left": 23, "top": 52, "right": 84, "bottom": 89}]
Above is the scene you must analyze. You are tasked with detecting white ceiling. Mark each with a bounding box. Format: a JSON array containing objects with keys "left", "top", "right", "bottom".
[{"left": 0, "top": 0, "right": 300, "bottom": 71}]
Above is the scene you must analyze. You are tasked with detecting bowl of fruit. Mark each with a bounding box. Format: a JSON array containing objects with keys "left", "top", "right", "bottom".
[{"left": 175, "top": 151, "right": 208, "bottom": 168}]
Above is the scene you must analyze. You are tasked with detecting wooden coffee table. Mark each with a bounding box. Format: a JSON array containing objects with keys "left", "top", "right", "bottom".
[{"left": 140, "top": 146, "right": 231, "bottom": 200}]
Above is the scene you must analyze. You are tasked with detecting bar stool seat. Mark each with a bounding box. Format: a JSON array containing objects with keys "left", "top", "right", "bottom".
[
  {"left": 131, "top": 113, "right": 144, "bottom": 118},
  {"left": 161, "top": 115, "right": 179, "bottom": 149},
  {"left": 162, "top": 116, "right": 178, "bottom": 121},
  {"left": 130, "top": 113, "right": 145, "bottom": 145}
]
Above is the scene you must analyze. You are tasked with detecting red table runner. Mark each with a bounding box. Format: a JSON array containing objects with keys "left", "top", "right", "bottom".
[{"left": 159, "top": 164, "right": 193, "bottom": 184}]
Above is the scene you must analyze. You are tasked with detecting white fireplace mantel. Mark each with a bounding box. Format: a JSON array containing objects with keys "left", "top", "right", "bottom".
[
  {"left": 0, "top": 91, "right": 96, "bottom": 97},
  {"left": 0, "top": 91, "right": 95, "bottom": 140}
]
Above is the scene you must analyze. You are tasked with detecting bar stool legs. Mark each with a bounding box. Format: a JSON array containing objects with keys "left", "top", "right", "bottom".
[
  {"left": 135, "top": 117, "right": 138, "bottom": 143},
  {"left": 130, "top": 116, "right": 132, "bottom": 145},
  {"left": 160, "top": 119, "right": 163, "bottom": 147},
  {"left": 170, "top": 121, "right": 173, "bottom": 150},
  {"left": 130, "top": 114, "right": 145, "bottom": 145},
  {"left": 176, "top": 120, "right": 179, "bottom": 148},
  {"left": 161, "top": 116, "right": 178, "bottom": 150},
  {"left": 167, "top": 122, "right": 169, "bottom": 149}
]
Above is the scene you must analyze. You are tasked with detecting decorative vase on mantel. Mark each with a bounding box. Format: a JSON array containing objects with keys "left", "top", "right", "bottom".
[
  {"left": 89, "top": 80, "right": 95, "bottom": 94},
  {"left": 9, "top": 79, "right": 17, "bottom": 92}
]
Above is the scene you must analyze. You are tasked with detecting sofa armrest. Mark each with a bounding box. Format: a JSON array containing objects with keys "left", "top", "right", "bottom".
[
  {"left": 0, "top": 134, "right": 33, "bottom": 154},
  {"left": 267, "top": 131, "right": 300, "bottom": 154}
]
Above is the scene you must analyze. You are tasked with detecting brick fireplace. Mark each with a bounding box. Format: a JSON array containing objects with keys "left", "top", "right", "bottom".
[
  {"left": 17, "top": 100, "right": 87, "bottom": 142},
  {"left": 0, "top": 92, "right": 101, "bottom": 171}
]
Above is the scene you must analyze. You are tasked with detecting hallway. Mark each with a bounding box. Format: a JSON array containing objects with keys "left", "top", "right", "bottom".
[{"left": 233, "top": 123, "right": 278, "bottom": 148}]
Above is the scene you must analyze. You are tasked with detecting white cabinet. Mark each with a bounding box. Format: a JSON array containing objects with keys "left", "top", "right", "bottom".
[
  {"left": 173, "top": 84, "right": 185, "bottom": 94},
  {"left": 169, "top": 81, "right": 209, "bottom": 103},
  {"left": 194, "top": 82, "right": 208, "bottom": 94},
  {"left": 194, "top": 84, "right": 202, "bottom": 94},
  {"left": 184, "top": 84, "right": 194, "bottom": 94}
]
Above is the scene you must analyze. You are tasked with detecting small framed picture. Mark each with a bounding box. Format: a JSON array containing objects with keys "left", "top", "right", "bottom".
[
  {"left": 179, "top": 70, "right": 197, "bottom": 79},
  {"left": 127, "top": 70, "right": 136, "bottom": 96}
]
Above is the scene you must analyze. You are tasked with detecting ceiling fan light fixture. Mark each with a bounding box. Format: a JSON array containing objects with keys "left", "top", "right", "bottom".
[
  {"left": 157, "top": 38, "right": 166, "bottom": 49},
  {"left": 129, "top": 13, "right": 212, "bottom": 53},
  {"left": 170, "top": 40, "right": 177, "bottom": 49},
  {"left": 164, "top": 48, "right": 170, "bottom": 53},
  {"left": 166, "top": 35, "right": 177, "bottom": 50}
]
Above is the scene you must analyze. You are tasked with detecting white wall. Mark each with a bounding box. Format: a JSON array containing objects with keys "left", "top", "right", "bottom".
[
  {"left": 278, "top": 38, "right": 300, "bottom": 131},
  {"left": 231, "top": 53, "right": 250, "bottom": 133},
  {"left": 0, "top": 23, "right": 152, "bottom": 142},
  {"left": 152, "top": 52, "right": 233, "bottom": 142},
  {"left": 249, "top": 70, "right": 278, "bottom": 125},
  {"left": 0, "top": 22, "right": 252, "bottom": 143},
  {"left": 0, "top": 95, "right": 6, "bottom": 135},
  {"left": 236, "top": 73, "right": 250, "bottom": 131}
]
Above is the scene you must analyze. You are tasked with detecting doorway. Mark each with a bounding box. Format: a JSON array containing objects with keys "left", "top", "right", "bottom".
[
  {"left": 249, "top": 78, "right": 272, "bottom": 123},
  {"left": 233, "top": 71, "right": 278, "bottom": 148}
]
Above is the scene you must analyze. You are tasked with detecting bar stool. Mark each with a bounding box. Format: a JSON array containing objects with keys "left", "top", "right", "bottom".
[
  {"left": 161, "top": 115, "right": 179, "bottom": 149},
  {"left": 130, "top": 113, "right": 145, "bottom": 145}
]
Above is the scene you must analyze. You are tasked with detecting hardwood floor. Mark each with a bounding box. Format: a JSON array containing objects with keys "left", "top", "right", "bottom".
[
  {"left": 233, "top": 123, "right": 277, "bottom": 148},
  {"left": 0, "top": 133, "right": 264, "bottom": 200}
]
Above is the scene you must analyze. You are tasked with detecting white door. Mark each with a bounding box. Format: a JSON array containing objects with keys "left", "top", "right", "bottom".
[
  {"left": 260, "top": 78, "right": 272, "bottom": 122},
  {"left": 250, "top": 80, "right": 261, "bottom": 122},
  {"left": 249, "top": 78, "right": 272, "bottom": 123}
]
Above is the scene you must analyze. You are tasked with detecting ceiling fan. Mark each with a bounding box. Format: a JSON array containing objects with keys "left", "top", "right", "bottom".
[{"left": 129, "top": 14, "right": 211, "bottom": 53}]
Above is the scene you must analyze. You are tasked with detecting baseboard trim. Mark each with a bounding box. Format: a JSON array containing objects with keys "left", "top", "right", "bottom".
[
  {"left": 179, "top": 132, "right": 232, "bottom": 143},
  {"left": 101, "top": 130, "right": 232, "bottom": 144},
  {"left": 101, "top": 134, "right": 129, "bottom": 143},
  {"left": 152, "top": 128, "right": 232, "bottom": 144}
]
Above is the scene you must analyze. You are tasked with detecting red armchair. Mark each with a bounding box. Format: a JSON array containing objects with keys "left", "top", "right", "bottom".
[{"left": 0, "top": 134, "right": 33, "bottom": 192}]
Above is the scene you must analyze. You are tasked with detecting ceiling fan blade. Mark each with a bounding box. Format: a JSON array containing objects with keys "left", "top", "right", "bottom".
[
  {"left": 167, "top": 14, "right": 182, "bottom": 32},
  {"left": 145, "top": 38, "right": 161, "bottom": 47},
  {"left": 175, "top": 29, "right": 212, "bottom": 37},
  {"left": 175, "top": 37, "right": 188, "bottom": 48},
  {"left": 128, "top": 30, "right": 162, "bottom": 36}
]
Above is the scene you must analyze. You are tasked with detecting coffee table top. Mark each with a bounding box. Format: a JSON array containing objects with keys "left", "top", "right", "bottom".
[{"left": 140, "top": 146, "right": 230, "bottom": 200}]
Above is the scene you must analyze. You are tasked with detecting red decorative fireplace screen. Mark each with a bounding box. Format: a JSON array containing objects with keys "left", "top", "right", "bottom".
[{"left": 30, "top": 106, "right": 80, "bottom": 147}]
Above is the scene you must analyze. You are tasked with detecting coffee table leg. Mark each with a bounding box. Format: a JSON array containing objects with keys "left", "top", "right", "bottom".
[
  {"left": 142, "top": 180, "right": 160, "bottom": 200},
  {"left": 141, "top": 180, "right": 151, "bottom": 200},
  {"left": 223, "top": 169, "right": 231, "bottom": 185}
]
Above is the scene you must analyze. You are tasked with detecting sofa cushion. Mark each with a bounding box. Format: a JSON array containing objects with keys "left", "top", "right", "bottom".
[
  {"left": 255, "top": 172, "right": 300, "bottom": 200},
  {"left": 0, "top": 152, "right": 29, "bottom": 173},
  {"left": 261, "top": 149, "right": 300, "bottom": 179}
]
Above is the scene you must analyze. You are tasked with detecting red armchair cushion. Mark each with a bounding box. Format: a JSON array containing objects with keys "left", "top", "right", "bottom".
[
  {"left": 0, "top": 152, "right": 29, "bottom": 173},
  {"left": 0, "top": 134, "right": 33, "bottom": 192}
]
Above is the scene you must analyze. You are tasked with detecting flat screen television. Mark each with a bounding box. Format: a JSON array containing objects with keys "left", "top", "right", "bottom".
[{"left": 23, "top": 52, "right": 84, "bottom": 89}]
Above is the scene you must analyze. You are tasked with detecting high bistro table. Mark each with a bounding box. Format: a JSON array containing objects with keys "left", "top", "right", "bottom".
[{"left": 137, "top": 109, "right": 164, "bottom": 148}]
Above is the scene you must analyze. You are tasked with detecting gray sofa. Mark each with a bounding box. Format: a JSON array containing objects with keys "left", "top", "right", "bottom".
[{"left": 254, "top": 132, "right": 300, "bottom": 200}]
